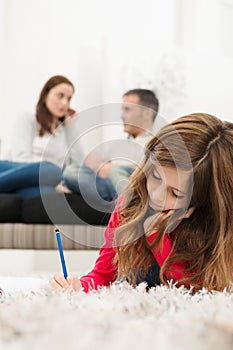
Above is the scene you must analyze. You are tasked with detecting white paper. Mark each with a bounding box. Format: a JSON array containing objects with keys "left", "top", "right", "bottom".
[{"left": 0, "top": 276, "right": 49, "bottom": 295}]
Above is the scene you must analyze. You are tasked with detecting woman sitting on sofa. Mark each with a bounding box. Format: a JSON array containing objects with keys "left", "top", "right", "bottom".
[
  {"left": 1, "top": 75, "right": 83, "bottom": 198},
  {"left": 10, "top": 75, "right": 83, "bottom": 171}
]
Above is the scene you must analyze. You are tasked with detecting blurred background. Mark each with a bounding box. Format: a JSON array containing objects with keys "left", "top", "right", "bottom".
[{"left": 0, "top": 0, "right": 233, "bottom": 156}]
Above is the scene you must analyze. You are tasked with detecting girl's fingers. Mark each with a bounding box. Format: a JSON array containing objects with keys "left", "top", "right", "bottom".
[
  {"left": 50, "top": 278, "right": 63, "bottom": 290},
  {"left": 50, "top": 273, "right": 71, "bottom": 289},
  {"left": 144, "top": 209, "right": 175, "bottom": 235},
  {"left": 67, "top": 275, "right": 83, "bottom": 292},
  {"left": 50, "top": 273, "right": 82, "bottom": 292}
]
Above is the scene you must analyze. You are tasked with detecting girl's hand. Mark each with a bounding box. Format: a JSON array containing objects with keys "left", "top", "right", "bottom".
[
  {"left": 143, "top": 209, "right": 174, "bottom": 237},
  {"left": 50, "top": 273, "right": 82, "bottom": 292}
]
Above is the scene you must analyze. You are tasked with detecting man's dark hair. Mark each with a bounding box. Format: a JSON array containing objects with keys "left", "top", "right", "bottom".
[{"left": 123, "top": 89, "right": 159, "bottom": 121}]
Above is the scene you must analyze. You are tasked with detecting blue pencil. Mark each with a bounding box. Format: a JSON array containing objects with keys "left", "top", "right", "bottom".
[{"left": 55, "top": 229, "right": 68, "bottom": 279}]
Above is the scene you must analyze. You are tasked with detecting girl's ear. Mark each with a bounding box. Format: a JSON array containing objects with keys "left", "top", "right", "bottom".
[{"left": 183, "top": 206, "right": 196, "bottom": 218}]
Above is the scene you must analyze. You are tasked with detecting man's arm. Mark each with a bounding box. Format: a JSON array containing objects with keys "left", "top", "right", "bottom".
[
  {"left": 84, "top": 151, "right": 114, "bottom": 178},
  {"left": 84, "top": 151, "right": 105, "bottom": 173}
]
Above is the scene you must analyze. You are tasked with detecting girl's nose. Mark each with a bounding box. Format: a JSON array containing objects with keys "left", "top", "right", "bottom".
[{"left": 151, "top": 184, "right": 166, "bottom": 206}]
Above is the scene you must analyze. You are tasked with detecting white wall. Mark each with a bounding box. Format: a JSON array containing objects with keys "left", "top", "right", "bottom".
[
  {"left": 100, "top": 0, "right": 233, "bottom": 124},
  {"left": 174, "top": 0, "right": 233, "bottom": 121},
  {"left": 0, "top": 0, "right": 233, "bottom": 157},
  {"left": 0, "top": 0, "right": 5, "bottom": 156},
  {"left": 0, "top": 0, "right": 104, "bottom": 155},
  {"left": 100, "top": 0, "right": 178, "bottom": 139}
]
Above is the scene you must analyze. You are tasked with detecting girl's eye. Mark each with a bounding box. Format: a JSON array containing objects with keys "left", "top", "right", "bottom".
[
  {"left": 173, "top": 192, "right": 185, "bottom": 199},
  {"left": 57, "top": 93, "right": 64, "bottom": 98},
  {"left": 152, "top": 171, "right": 161, "bottom": 180}
]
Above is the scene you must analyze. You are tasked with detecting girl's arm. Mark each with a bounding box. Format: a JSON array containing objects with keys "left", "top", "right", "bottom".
[
  {"left": 79, "top": 204, "right": 122, "bottom": 292},
  {"left": 50, "top": 200, "right": 122, "bottom": 293}
]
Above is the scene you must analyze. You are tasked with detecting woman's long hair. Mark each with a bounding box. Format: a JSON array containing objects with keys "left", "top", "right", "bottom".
[
  {"left": 36, "top": 75, "right": 74, "bottom": 136},
  {"left": 115, "top": 113, "right": 233, "bottom": 292}
]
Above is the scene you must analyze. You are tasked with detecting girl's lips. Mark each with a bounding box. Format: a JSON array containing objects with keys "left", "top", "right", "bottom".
[
  {"left": 149, "top": 202, "right": 164, "bottom": 212},
  {"left": 149, "top": 204, "right": 173, "bottom": 214}
]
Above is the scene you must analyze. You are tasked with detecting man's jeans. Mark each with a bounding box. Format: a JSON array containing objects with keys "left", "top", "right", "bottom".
[
  {"left": 63, "top": 164, "right": 136, "bottom": 211},
  {"left": 63, "top": 165, "right": 117, "bottom": 210},
  {"left": 109, "top": 165, "right": 135, "bottom": 194}
]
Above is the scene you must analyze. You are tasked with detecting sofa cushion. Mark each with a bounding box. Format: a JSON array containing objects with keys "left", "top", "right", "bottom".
[
  {"left": 0, "top": 194, "right": 22, "bottom": 222},
  {"left": 22, "top": 193, "right": 113, "bottom": 225}
]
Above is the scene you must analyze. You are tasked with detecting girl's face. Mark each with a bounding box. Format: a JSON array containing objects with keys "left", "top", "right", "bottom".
[
  {"left": 146, "top": 164, "right": 191, "bottom": 213},
  {"left": 45, "top": 83, "right": 74, "bottom": 119}
]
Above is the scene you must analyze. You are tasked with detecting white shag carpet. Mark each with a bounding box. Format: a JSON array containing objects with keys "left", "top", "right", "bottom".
[{"left": 0, "top": 278, "right": 233, "bottom": 350}]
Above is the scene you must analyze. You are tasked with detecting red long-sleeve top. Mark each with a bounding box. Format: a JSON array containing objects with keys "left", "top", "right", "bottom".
[{"left": 80, "top": 200, "right": 187, "bottom": 293}]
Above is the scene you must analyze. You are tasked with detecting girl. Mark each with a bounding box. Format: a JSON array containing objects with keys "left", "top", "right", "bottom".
[
  {"left": 8, "top": 75, "right": 83, "bottom": 195},
  {"left": 50, "top": 113, "right": 233, "bottom": 293}
]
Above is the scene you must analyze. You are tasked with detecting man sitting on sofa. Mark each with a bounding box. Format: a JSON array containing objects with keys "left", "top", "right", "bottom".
[{"left": 63, "top": 89, "right": 159, "bottom": 209}]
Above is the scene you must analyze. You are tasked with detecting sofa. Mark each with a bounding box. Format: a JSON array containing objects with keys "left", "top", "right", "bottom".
[{"left": 0, "top": 193, "right": 113, "bottom": 250}]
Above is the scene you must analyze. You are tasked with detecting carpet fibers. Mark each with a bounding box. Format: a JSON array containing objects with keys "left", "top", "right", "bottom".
[{"left": 0, "top": 282, "right": 233, "bottom": 350}]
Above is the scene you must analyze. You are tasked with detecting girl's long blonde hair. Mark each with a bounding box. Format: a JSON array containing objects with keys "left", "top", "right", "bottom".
[{"left": 115, "top": 113, "right": 233, "bottom": 292}]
